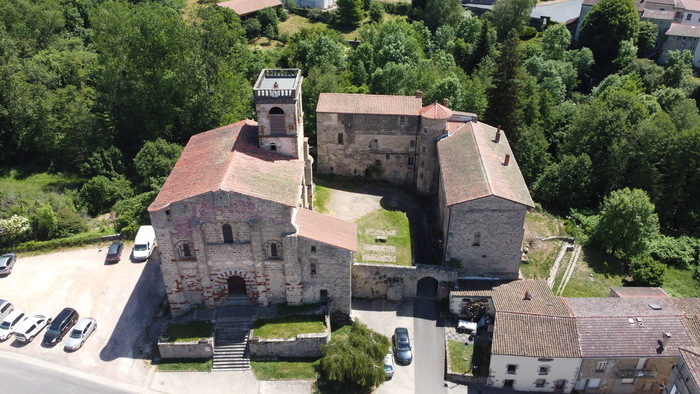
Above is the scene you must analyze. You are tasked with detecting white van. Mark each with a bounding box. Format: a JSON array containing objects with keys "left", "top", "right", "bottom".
[{"left": 133, "top": 225, "right": 156, "bottom": 261}]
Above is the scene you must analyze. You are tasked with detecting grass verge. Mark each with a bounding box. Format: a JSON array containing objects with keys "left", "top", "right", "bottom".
[
  {"left": 253, "top": 315, "right": 325, "bottom": 339},
  {"left": 157, "top": 358, "right": 212, "bottom": 372},
  {"left": 356, "top": 209, "right": 412, "bottom": 266},
  {"left": 663, "top": 266, "right": 700, "bottom": 297},
  {"left": 162, "top": 321, "right": 213, "bottom": 343},
  {"left": 448, "top": 340, "right": 473, "bottom": 374},
  {"left": 251, "top": 359, "right": 319, "bottom": 380},
  {"left": 313, "top": 185, "right": 331, "bottom": 214}
]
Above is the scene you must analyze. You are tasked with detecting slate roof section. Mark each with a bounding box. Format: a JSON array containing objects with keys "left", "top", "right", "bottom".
[
  {"left": 492, "top": 313, "right": 581, "bottom": 358},
  {"left": 679, "top": 347, "right": 700, "bottom": 383},
  {"left": 642, "top": 9, "right": 675, "bottom": 20},
  {"left": 609, "top": 286, "right": 670, "bottom": 298},
  {"left": 667, "top": 23, "right": 700, "bottom": 38},
  {"left": 565, "top": 297, "right": 683, "bottom": 317},
  {"left": 576, "top": 316, "right": 695, "bottom": 357},
  {"left": 316, "top": 93, "right": 423, "bottom": 116},
  {"left": 453, "top": 279, "right": 570, "bottom": 317},
  {"left": 671, "top": 298, "right": 700, "bottom": 316},
  {"left": 684, "top": 316, "right": 700, "bottom": 346},
  {"left": 437, "top": 122, "right": 534, "bottom": 208},
  {"left": 295, "top": 208, "right": 357, "bottom": 251},
  {"left": 217, "top": 0, "right": 282, "bottom": 17},
  {"left": 418, "top": 103, "right": 452, "bottom": 119},
  {"left": 149, "top": 120, "right": 304, "bottom": 212}
]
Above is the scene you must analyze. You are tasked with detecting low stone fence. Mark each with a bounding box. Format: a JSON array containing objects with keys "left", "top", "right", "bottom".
[
  {"left": 249, "top": 314, "right": 330, "bottom": 359},
  {"left": 352, "top": 263, "right": 458, "bottom": 300},
  {"left": 158, "top": 337, "right": 214, "bottom": 359}
]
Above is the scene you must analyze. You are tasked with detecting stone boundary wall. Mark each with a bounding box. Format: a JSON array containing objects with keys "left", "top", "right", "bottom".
[
  {"left": 158, "top": 338, "right": 214, "bottom": 359},
  {"left": 249, "top": 314, "right": 331, "bottom": 359},
  {"left": 352, "top": 263, "right": 458, "bottom": 300},
  {"left": 444, "top": 338, "right": 488, "bottom": 385}
]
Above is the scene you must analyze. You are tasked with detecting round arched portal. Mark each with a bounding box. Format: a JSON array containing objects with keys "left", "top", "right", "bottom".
[
  {"left": 416, "top": 277, "right": 438, "bottom": 298},
  {"left": 227, "top": 276, "right": 247, "bottom": 296}
]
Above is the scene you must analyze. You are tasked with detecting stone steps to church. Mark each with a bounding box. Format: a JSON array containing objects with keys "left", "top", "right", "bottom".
[{"left": 212, "top": 320, "right": 252, "bottom": 371}]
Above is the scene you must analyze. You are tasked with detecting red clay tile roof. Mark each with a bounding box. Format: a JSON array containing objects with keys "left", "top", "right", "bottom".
[
  {"left": 148, "top": 120, "right": 304, "bottom": 212},
  {"left": 295, "top": 208, "right": 357, "bottom": 251},
  {"left": 576, "top": 316, "right": 694, "bottom": 357},
  {"left": 566, "top": 297, "right": 683, "bottom": 317},
  {"left": 671, "top": 298, "right": 700, "bottom": 316},
  {"left": 642, "top": 9, "right": 675, "bottom": 20},
  {"left": 667, "top": 23, "right": 700, "bottom": 38},
  {"left": 453, "top": 279, "right": 571, "bottom": 317},
  {"left": 217, "top": 0, "right": 282, "bottom": 17},
  {"left": 684, "top": 316, "right": 700, "bottom": 346},
  {"left": 437, "top": 122, "right": 534, "bottom": 208},
  {"left": 418, "top": 103, "right": 452, "bottom": 119},
  {"left": 316, "top": 93, "right": 423, "bottom": 116},
  {"left": 609, "top": 286, "right": 671, "bottom": 298},
  {"left": 679, "top": 347, "right": 700, "bottom": 383},
  {"left": 492, "top": 313, "right": 581, "bottom": 358}
]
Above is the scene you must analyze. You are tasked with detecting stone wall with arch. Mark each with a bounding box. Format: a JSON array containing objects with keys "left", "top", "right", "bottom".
[
  {"left": 351, "top": 263, "right": 458, "bottom": 301},
  {"left": 210, "top": 269, "right": 258, "bottom": 305}
]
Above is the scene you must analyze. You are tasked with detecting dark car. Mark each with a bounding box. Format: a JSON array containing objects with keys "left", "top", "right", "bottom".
[
  {"left": 393, "top": 327, "right": 413, "bottom": 365},
  {"left": 0, "top": 253, "right": 16, "bottom": 275},
  {"left": 42, "top": 308, "right": 79, "bottom": 346},
  {"left": 105, "top": 241, "right": 124, "bottom": 264}
]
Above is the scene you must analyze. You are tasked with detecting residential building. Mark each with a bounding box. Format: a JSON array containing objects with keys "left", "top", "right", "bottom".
[
  {"left": 216, "top": 0, "right": 283, "bottom": 19},
  {"left": 665, "top": 347, "right": 700, "bottom": 394}
]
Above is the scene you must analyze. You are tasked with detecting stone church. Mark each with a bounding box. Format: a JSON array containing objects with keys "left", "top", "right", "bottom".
[
  {"left": 148, "top": 69, "right": 356, "bottom": 317},
  {"left": 316, "top": 93, "right": 534, "bottom": 279}
]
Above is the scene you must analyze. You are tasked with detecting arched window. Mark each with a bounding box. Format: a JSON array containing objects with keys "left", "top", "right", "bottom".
[
  {"left": 270, "top": 142, "right": 277, "bottom": 151},
  {"left": 270, "top": 243, "right": 278, "bottom": 257},
  {"left": 176, "top": 241, "right": 196, "bottom": 260},
  {"left": 473, "top": 232, "right": 481, "bottom": 246},
  {"left": 222, "top": 224, "right": 234, "bottom": 243},
  {"left": 264, "top": 240, "right": 282, "bottom": 259},
  {"left": 269, "top": 107, "right": 285, "bottom": 134}
]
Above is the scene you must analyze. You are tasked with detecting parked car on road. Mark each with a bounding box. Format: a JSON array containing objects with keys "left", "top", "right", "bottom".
[
  {"left": 0, "top": 300, "right": 14, "bottom": 322},
  {"left": 42, "top": 308, "right": 79, "bottom": 346},
  {"left": 105, "top": 241, "right": 124, "bottom": 264},
  {"left": 64, "top": 318, "right": 96, "bottom": 351},
  {"left": 14, "top": 314, "right": 51, "bottom": 343},
  {"left": 393, "top": 327, "right": 413, "bottom": 365},
  {"left": 0, "top": 310, "right": 27, "bottom": 341},
  {"left": 0, "top": 253, "right": 16, "bottom": 275},
  {"left": 384, "top": 351, "right": 395, "bottom": 379},
  {"left": 133, "top": 225, "right": 156, "bottom": 261}
]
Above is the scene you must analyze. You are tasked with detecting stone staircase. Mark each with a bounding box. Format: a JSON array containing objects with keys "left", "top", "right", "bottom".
[{"left": 212, "top": 295, "right": 256, "bottom": 371}]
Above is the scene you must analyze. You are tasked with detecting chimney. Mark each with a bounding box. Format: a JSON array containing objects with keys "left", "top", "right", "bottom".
[
  {"left": 661, "top": 332, "right": 671, "bottom": 350},
  {"left": 416, "top": 90, "right": 423, "bottom": 98},
  {"left": 273, "top": 82, "right": 279, "bottom": 89},
  {"left": 504, "top": 154, "right": 511, "bottom": 166},
  {"left": 523, "top": 290, "right": 531, "bottom": 300},
  {"left": 443, "top": 98, "right": 449, "bottom": 107},
  {"left": 495, "top": 126, "right": 501, "bottom": 143}
]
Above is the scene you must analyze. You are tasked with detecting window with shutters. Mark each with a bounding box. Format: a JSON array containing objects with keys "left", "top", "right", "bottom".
[{"left": 269, "top": 107, "right": 285, "bottom": 134}]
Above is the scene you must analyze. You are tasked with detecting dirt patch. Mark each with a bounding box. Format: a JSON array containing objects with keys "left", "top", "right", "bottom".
[{"left": 325, "top": 189, "right": 382, "bottom": 222}]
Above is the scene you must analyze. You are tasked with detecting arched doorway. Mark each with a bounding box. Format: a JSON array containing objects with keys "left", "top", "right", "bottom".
[
  {"left": 416, "top": 277, "right": 438, "bottom": 298},
  {"left": 227, "top": 276, "right": 247, "bottom": 295}
]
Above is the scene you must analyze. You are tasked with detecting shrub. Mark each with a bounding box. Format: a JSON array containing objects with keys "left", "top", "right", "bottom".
[
  {"left": 30, "top": 204, "right": 58, "bottom": 241},
  {"left": 382, "top": 2, "right": 412, "bottom": 15},
  {"left": 277, "top": 6, "right": 289, "bottom": 21},
  {"left": 522, "top": 26, "right": 537, "bottom": 39},
  {"left": 79, "top": 175, "right": 134, "bottom": 216},
  {"left": 649, "top": 235, "right": 698, "bottom": 269},
  {"left": 244, "top": 18, "right": 262, "bottom": 39},
  {"left": 133, "top": 138, "right": 183, "bottom": 192},
  {"left": 55, "top": 204, "right": 88, "bottom": 237},
  {"left": 15, "top": 230, "right": 112, "bottom": 253},
  {"left": 368, "top": 1, "right": 384, "bottom": 23},
  {"left": 629, "top": 255, "right": 665, "bottom": 287},
  {"left": 113, "top": 191, "right": 158, "bottom": 238}
]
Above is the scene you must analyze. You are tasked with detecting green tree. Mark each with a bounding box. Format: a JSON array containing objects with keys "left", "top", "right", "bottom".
[
  {"left": 629, "top": 255, "right": 665, "bottom": 287},
  {"left": 368, "top": 1, "right": 385, "bottom": 23},
  {"left": 533, "top": 154, "right": 593, "bottom": 211},
  {"left": 257, "top": 7, "right": 279, "bottom": 38},
  {"left": 423, "top": 0, "right": 464, "bottom": 32},
  {"left": 133, "top": 138, "right": 183, "bottom": 191},
  {"left": 318, "top": 319, "right": 390, "bottom": 390},
  {"left": 0, "top": 215, "right": 30, "bottom": 246},
  {"left": 79, "top": 175, "right": 134, "bottom": 216},
  {"left": 113, "top": 191, "right": 159, "bottom": 238},
  {"left": 244, "top": 18, "right": 262, "bottom": 39},
  {"left": 337, "top": 0, "right": 365, "bottom": 26},
  {"left": 30, "top": 204, "right": 59, "bottom": 241},
  {"left": 649, "top": 235, "right": 698, "bottom": 269},
  {"left": 485, "top": 29, "right": 525, "bottom": 145},
  {"left": 79, "top": 146, "right": 126, "bottom": 178},
  {"left": 637, "top": 20, "right": 658, "bottom": 55},
  {"left": 591, "top": 188, "right": 659, "bottom": 259},
  {"left": 487, "top": 0, "right": 538, "bottom": 40},
  {"left": 542, "top": 23, "right": 571, "bottom": 61},
  {"left": 662, "top": 50, "right": 694, "bottom": 93},
  {"left": 579, "top": 0, "right": 639, "bottom": 76}
]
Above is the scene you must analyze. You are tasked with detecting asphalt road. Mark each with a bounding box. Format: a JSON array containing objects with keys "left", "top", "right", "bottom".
[{"left": 414, "top": 297, "right": 447, "bottom": 394}]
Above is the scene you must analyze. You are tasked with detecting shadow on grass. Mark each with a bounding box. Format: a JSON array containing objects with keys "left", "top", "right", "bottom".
[{"left": 580, "top": 246, "right": 625, "bottom": 276}]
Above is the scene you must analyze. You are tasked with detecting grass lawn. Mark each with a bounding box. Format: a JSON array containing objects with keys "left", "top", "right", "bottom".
[
  {"left": 253, "top": 315, "right": 325, "bottom": 339},
  {"left": 448, "top": 340, "right": 473, "bottom": 374},
  {"left": 0, "top": 169, "right": 82, "bottom": 202},
  {"left": 313, "top": 185, "right": 332, "bottom": 214},
  {"left": 162, "top": 321, "right": 213, "bottom": 343},
  {"left": 560, "top": 247, "right": 626, "bottom": 297},
  {"left": 663, "top": 266, "right": 700, "bottom": 297},
  {"left": 157, "top": 358, "right": 212, "bottom": 372},
  {"left": 251, "top": 359, "right": 319, "bottom": 380},
  {"left": 520, "top": 210, "right": 566, "bottom": 279},
  {"left": 356, "top": 209, "right": 412, "bottom": 266},
  {"left": 279, "top": 14, "right": 326, "bottom": 37}
]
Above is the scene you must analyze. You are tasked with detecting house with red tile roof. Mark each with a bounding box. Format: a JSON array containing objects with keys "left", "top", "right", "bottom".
[
  {"left": 316, "top": 92, "right": 533, "bottom": 278},
  {"left": 216, "top": 0, "right": 282, "bottom": 19},
  {"left": 148, "top": 69, "right": 356, "bottom": 318}
]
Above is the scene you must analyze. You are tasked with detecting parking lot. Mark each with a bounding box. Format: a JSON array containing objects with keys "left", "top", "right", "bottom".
[{"left": 0, "top": 244, "right": 165, "bottom": 388}]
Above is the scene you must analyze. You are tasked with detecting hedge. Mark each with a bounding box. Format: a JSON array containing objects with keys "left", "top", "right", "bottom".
[{"left": 14, "top": 230, "right": 116, "bottom": 253}]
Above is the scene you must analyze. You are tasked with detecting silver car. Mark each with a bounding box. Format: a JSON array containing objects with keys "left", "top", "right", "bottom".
[
  {"left": 0, "top": 300, "right": 13, "bottom": 322},
  {"left": 0, "top": 310, "right": 27, "bottom": 341},
  {"left": 0, "top": 253, "right": 16, "bottom": 275},
  {"left": 64, "top": 318, "right": 96, "bottom": 351},
  {"left": 14, "top": 314, "right": 52, "bottom": 343}
]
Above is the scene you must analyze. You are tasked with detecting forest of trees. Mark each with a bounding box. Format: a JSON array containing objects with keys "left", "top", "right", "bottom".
[{"left": 1, "top": 0, "right": 700, "bottom": 282}]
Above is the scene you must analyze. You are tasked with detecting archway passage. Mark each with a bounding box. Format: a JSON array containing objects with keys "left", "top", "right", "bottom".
[
  {"left": 416, "top": 277, "right": 438, "bottom": 298},
  {"left": 227, "top": 276, "right": 247, "bottom": 295}
]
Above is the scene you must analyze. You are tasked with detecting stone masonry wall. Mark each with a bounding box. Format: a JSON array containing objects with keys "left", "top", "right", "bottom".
[
  {"left": 249, "top": 314, "right": 330, "bottom": 359},
  {"left": 298, "top": 237, "right": 353, "bottom": 313},
  {"left": 352, "top": 263, "right": 457, "bottom": 300},
  {"left": 443, "top": 196, "right": 526, "bottom": 280},
  {"left": 578, "top": 357, "right": 677, "bottom": 393},
  {"left": 158, "top": 338, "right": 214, "bottom": 359}
]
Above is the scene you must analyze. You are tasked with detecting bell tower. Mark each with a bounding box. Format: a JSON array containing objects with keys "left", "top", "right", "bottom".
[{"left": 253, "top": 69, "right": 304, "bottom": 159}]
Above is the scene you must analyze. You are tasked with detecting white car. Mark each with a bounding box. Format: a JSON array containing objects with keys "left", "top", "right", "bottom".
[
  {"left": 64, "top": 318, "right": 96, "bottom": 351},
  {"left": 14, "top": 314, "right": 52, "bottom": 343},
  {"left": 0, "top": 310, "right": 27, "bottom": 341}
]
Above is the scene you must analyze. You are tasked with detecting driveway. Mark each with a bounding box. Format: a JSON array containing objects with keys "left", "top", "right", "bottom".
[{"left": 0, "top": 244, "right": 165, "bottom": 388}]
